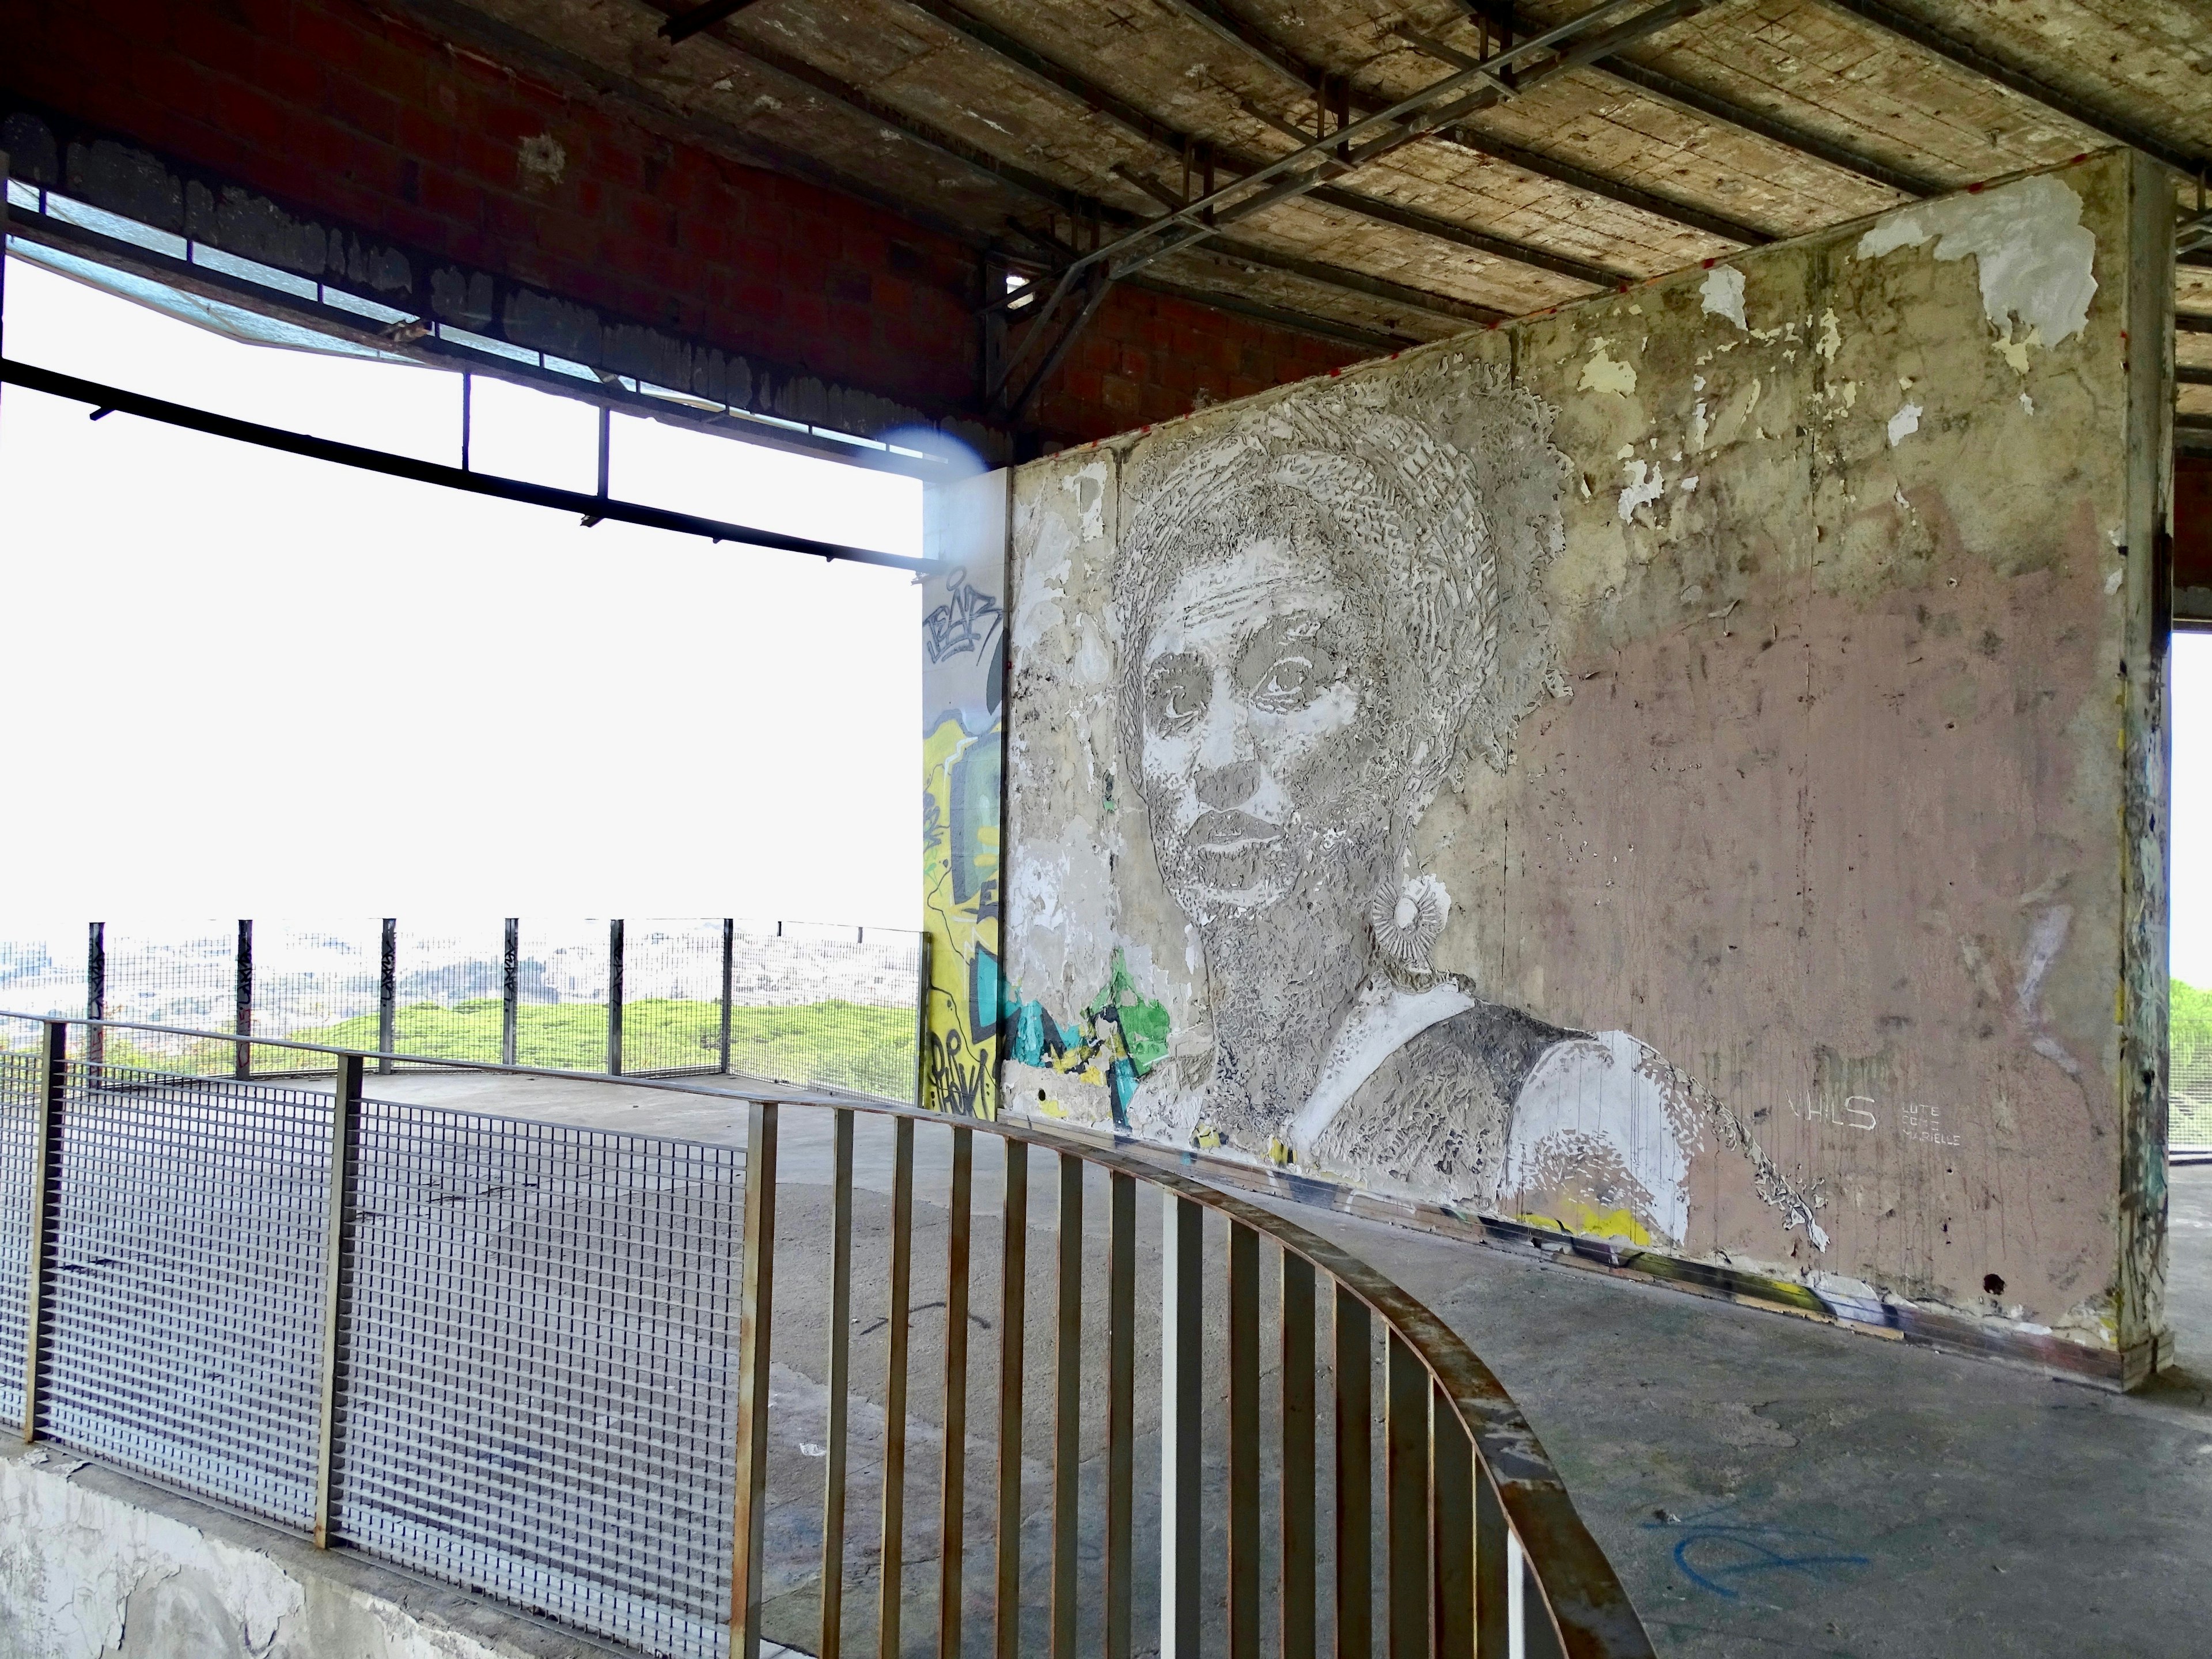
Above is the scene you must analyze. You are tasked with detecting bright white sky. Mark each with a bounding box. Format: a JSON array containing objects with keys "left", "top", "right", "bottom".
[
  {"left": 2, "top": 252, "right": 2207, "bottom": 982},
  {"left": 0, "top": 254, "right": 923, "bottom": 930},
  {"left": 2176, "top": 634, "right": 2211, "bottom": 988}
]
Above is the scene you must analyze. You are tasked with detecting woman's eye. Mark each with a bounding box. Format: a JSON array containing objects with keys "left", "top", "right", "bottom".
[
  {"left": 1254, "top": 655, "right": 1317, "bottom": 705},
  {"left": 1147, "top": 664, "right": 1206, "bottom": 732}
]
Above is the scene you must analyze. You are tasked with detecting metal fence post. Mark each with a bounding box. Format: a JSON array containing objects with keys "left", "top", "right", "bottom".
[
  {"left": 607, "top": 919, "right": 625, "bottom": 1077},
  {"left": 501, "top": 919, "right": 520, "bottom": 1068},
  {"left": 313, "top": 1053, "right": 362, "bottom": 1547},
  {"left": 234, "top": 918, "right": 254, "bottom": 1079},
  {"left": 719, "top": 919, "right": 734, "bottom": 1077},
  {"left": 913, "top": 931, "right": 932, "bottom": 1111},
  {"left": 85, "top": 922, "right": 104, "bottom": 1073},
  {"left": 377, "top": 919, "right": 396, "bottom": 1074},
  {"left": 22, "top": 1020, "right": 66, "bottom": 1442},
  {"left": 730, "top": 1099, "right": 778, "bottom": 1659}
]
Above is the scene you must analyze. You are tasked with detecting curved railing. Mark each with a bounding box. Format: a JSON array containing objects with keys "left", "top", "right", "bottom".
[{"left": 0, "top": 1013, "right": 1653, "bottom": 1659}]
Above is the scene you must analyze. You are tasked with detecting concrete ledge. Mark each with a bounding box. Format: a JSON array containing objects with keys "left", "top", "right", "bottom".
[
  {"left": 1003, "top": 1108, "right": 2164, "bottom": 1393},
  {"left": 0, "top": 1439, "right": 639, "bottom": 1658}
]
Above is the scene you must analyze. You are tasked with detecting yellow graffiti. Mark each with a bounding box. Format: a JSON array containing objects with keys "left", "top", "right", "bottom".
[
  {"left": 922, "top": 715, "right": 1000, "bottom": 1119},
  {"left": 1518, "top": 1206, "right": 1656, "bottom": 1248}
]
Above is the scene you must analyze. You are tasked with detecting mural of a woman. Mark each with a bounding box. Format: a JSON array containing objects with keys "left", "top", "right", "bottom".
[{"left": 1110, "top": 368, "right": 1823, "bottom": 1252}]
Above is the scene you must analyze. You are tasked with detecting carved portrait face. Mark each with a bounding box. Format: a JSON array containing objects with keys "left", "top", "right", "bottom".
[{"left": 1136, "top": 532, "right": 1384, "bottom": 918}]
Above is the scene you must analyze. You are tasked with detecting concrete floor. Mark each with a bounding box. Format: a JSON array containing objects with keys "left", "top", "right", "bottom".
[{"left": 346, "top": 1071, "right": 2212, "bottom": 1659}]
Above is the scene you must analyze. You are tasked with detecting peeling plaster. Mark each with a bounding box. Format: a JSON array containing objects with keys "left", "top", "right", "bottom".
[
  {"left": 1577, "top": 338, "right": 1637, "bottom": 397},
  {"left": 1699, "top": 266, "right": 1748, "bottom": 331},
  {"left": 1856, "top": 172, "right": 2099, "bottom": 354}
]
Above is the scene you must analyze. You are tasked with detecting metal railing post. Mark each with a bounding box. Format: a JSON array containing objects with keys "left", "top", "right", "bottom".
[
  {"left": 84, "top": 922, "right": 104, "bottom": 1074},
  {"left": 22, "top": 1020, "right": 65, "bottom": 1441},
  {"left": 719, "top": 919, "right": 734, "bottom": 1076},
  {"left": 1160, "top": 1195, "right": 1202, "bottom": 1659},
  {"left": 313, "top": 1053, "right": 362, "bottom": 1547},
  {"left": 377, "top": 919, "right": 396, "bottom": 1074},
  {"left": 913, "top": 931, "right": 931, "bottom": 1111},
  {"left": 501, "top": 919, "right": 520, "bottom": 1068},
  {"left": 234, "top": 918, "right": 253, "bottom": 1079},
  {"left": 607, "top": 918, "right": 624, "bottom": 1077},
  {"left": 730, "top": 1099, "right": 778, "bottom": 1659}
]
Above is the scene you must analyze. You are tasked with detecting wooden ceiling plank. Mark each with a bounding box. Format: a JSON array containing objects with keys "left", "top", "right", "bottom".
[
  {"left": 1811, "top": 0, "right": 2205, "bottom": 179},
  {"left": 883, "top": 0, "right": 1628, "bottom": 286},
  {"left": 1465, "top": 2, "right": 1942, "bottom": 197},
  {"left": 1152, "top": 0, "right": 1774, "bottom": 247}
]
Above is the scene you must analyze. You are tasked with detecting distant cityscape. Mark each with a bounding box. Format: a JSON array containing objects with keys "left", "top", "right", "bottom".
[{"left": 0, "top": 919, "right": 922, "bottom": 1043}]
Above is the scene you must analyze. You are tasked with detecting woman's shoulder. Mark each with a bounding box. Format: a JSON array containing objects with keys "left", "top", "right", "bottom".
[{"left": 1307, "top": 994, "right": 1585, "bottom": 1200}]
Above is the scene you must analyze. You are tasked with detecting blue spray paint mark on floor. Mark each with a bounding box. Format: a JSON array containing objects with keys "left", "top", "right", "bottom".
[{"left": 1643, "top": 1497, "right": 1872, "bottom": 1600}]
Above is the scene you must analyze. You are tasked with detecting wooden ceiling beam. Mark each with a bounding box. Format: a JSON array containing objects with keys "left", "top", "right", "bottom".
[
  {"left": 1451, "top": 2, "right": 1942, "bottom": 199},
  {"left": 1152, "top": 0, "right": 1771, "bottom": 247},
  {"left": 889, "top": 0, "right": 1626, "bottom": 289},
  {"left": 1811, "top": 0, "right": 2205, "bottom": 182}
]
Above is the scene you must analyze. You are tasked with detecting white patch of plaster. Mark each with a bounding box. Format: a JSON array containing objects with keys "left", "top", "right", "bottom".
[
  {"left": 2020, "top": 391, "right": 2036, "bottom": 415},
  {"left": 1617, "top": 459, "right": 1665, "bottom": 520},
  {"left": 2017, "top": 904, "right": 2084, "bottom": 1079},
  {"left": 1887, "top": 403, "right": 1922, "bottom": 446},
  {"left": 1816, "top": 307, "right": 1842, "bottom": 363},
  {"left": 1690, "top": 402, "right": 1709, "bottom": 450},
  {"left": 1700, "top": 265, "right": 1748, "bottom": 329},
  {"left": 1679, "top": 475, "right": 1699, "bottom": 494},
  {"left": 1062, "top": 459, "right": 1108, "bottom": 542},
  {"left": 1855, "top": 172, "right": 2098, "bottom": 353},
  {"left": 516, "top": 132, "right": 566, "bottom": 185},
  {"left": 1578, "top": 338, "right": 1638, "bottom": 396},
  {"left": 2105, "top": 567, "right": 2124, "bottom": 595}
]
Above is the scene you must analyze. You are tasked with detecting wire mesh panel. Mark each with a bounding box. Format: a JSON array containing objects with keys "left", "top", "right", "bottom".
[
  {"left": 0, "top": 929, "right": 88, "bottom": 1029},
  {"left": 389, "top": 923, "right": 505, "bottom": 1067},
  {"left": 516, "top": 921, "right": 609, "bottom": 1070},
  {"left": 335, "top": 1102, "right": 741, "bottom": 1658},
  {"left": 101, "top": 924, "right": 237, "bottom": 1073},
  {"left": 2176, "top": 1050, "right": 2212, "bottom": 1153},
  {"left": 250, "top": 920, "right": 384, "bottom": 1073},
  {"left": 622, "top": 920, "right": 726, "bottom": 1075},
  {"left": 40, "top": 1067, "right": 332, "bottom": 1524},
  {"left": 728, "top": 923, "right": 921, "bottom": 1102},
  {"left": 0, "top": 1043, "right": 41, "bottom": 1428}
]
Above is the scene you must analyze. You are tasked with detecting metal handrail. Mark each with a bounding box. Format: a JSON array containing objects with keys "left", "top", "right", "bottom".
[{"left": 0, "top": 1009, "right": 1656, "bottom": 1659}]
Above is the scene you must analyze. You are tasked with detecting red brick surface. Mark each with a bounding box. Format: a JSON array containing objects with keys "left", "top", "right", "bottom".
[
  {"left": 2180, "top": 453, "right": 2211, "bottom": 603},
  {"left": 2, "top": 0, "right": 1362, "bottom": 444}
]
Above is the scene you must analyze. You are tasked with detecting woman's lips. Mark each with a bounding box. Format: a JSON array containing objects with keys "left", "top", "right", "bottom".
[{"left": 1187, "top": 810, "right": 1282, "bottom": 850}]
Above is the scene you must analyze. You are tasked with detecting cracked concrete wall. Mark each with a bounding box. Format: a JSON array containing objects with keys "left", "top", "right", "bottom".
[
  {"left": 1001, "top": 150, "right": 2172, "bottom": 1373},
  {"left": 0, "top": 1444, "right": 603, "bottom": 1658}
]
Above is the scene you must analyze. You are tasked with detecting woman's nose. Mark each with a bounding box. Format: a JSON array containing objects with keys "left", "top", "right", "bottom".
[{"left": 1195, "top": 760, "right": 1261, "bottom": 809}]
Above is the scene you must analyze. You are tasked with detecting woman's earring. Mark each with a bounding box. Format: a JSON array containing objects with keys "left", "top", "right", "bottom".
[{"left": 1366, "top": 872, "right": 1448, "bottom": 978}]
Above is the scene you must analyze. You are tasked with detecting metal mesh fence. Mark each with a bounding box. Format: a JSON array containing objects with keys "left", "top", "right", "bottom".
[
  {"left": 0, "top": 1045, "right": 39, "bottom": 1428},
  {"left": 516, "top": 921, "right": 610, "bottom": 1070},
  {"left": 390, "top": 923, "right": 505, "bottom": 1067},
  {"left": 0, "top": 918, "right": 923, "bottom": 1102},
  {"left": 2176, "top": 1051, "right": 2212, "bottom": 1152},
  {"left": 620, "top": 920, "right": 726, "bottom": 1076},
  {"left": 728, "top": 922, "right": 919, "bottom": 1103},
  {"left": 101, "top": 924, "right": 238, "bottom": 1073},
  {"left": 0, "top": 929, "right": 86, "bottom": 1037},
  {"left": 40, "top": 1065, "right": 331, "bottom": 1527},
  {"left": 250, "top": 920, "right": 383, "bottom": 1073},
  {"left": 335, "top": 1100, "right": 741, "bottom": 1657}
]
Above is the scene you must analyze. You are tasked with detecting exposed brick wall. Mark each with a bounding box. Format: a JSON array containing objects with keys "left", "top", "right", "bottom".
[
  {"left": 1027, "top": 282, "right": 1370, "bottom": 446},
  {"left": 2, "top": 0, "right": 1365, "bottom": 446},
  {"left": 3, "top": 0, "right": 987, "bottom": 415},
  {"left": 2180, "top": 453, "right": 2211, "bottom": 611}
]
